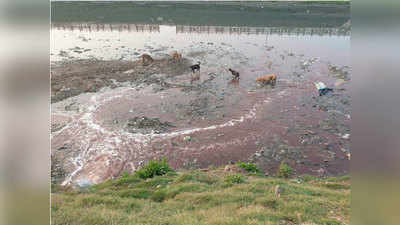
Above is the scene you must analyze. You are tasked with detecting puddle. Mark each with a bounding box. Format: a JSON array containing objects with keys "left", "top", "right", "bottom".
[{"left": 51, "top": 1, "right": 350, "bottom": 185}]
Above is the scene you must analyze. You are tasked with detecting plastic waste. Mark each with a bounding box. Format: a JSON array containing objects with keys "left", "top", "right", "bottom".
[
  {"left": 314, "top": 81, "right": 333, "bottom": 96},
  {"left": 314, "top": 82, "right": 327, "bottom": 90}
]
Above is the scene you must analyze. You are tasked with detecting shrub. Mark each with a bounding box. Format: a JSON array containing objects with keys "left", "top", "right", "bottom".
[
  {"left": 135, "top": 158, "right": 174, "bottom": 179},
  {"left": 151, "top": 190, "right": 167, "bottom": 202},
  {"left": 237, "top": 162, "right": 260, "bottom": 173},
  {"left": 225, "top": 174, "right": 244, "bottom": 184},
  {"left": 276, "top": 162, "right": 294, "bottom": 178}
]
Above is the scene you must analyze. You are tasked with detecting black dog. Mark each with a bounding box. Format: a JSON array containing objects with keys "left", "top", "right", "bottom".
[
  {"left": 228, "top": 68, "right": 240, "bottom": 79},
  {"left": 319, "top": 88, "right": 333, "bottom": 96},
  {"left": 190, "top": 62, "right": 201, "bottom": 73}
]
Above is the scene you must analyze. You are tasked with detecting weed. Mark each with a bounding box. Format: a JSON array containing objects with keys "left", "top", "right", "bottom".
[
  {"left": 135, "top": 158, "right": 174, "bottom": 179},
  {"left": 151, "top": 190, "right": 167, "bottom": 202},
  {"left": 237, "top": 162, "right": 260, "bottom": 173},
  {"left": 277, "top": 162, "right": 294, "bottom": 178},
  {"left": 225, "top": 174, "right": 245, "bottom": 184}
]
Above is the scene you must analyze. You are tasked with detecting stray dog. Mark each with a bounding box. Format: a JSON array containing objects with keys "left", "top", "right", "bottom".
[
  {"left": 228, "top": 68, "right": 240, "bottom": 79},
  {"left": 190, "top": 62, "right": 201, "bottom": 73},
  {"left": 141, "top": 54, "right": 153, "bottom": 66},
  {"left": 171, "top": 51, "right": 182, "bottom": 61},
  {"left": 256, "top": 74, "right": 277, "bottom": 86}
]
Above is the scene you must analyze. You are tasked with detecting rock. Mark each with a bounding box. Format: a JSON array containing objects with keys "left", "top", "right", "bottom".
[
  {"left": 342, "top": 133, "right": 350, "bottom": 139},
  {"left": 58, "top": 50, "right": 69, "bottom": 57},
  {"left": 76, "top": 179, "right": 94, "bottom": 189},
  {"left": 123, "top": 69, "right": 135, "bottom": 74},
  {"left": 65, "top": 102, "right": 79, "bottom": 112},
  {"left": 126, "top": 116, "right": 174, "bottom": 134}
]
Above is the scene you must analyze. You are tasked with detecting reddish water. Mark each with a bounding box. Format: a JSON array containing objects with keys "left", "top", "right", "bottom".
[{"left": 51, "top": 24, "right": 350, "bottom": 185}]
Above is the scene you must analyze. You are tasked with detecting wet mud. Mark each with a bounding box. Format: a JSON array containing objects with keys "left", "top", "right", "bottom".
[
  {"left": 51, "top": 45, "right": 350, "bottom": 186},
  {"left": 51, "top": 4, "right": 350, "bottom": 185}
]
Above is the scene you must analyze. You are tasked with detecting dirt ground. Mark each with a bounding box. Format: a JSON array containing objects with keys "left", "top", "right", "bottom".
[{"left": 51, "top": 57, "right": 193, "bottom": 103}]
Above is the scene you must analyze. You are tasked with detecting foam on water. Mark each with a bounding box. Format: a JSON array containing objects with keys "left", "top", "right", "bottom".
[{"left": 54, "top": 86, "right": 267, "bottom": 185}]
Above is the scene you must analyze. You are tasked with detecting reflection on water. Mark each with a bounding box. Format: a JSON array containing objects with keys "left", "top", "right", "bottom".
[
  {"left": 51, "top": 22, "right": 350, "bottom": 36},
  {"left": 51, "top": 22, "right": 349, "bottom": 66},
  {"left": 51, "top": 1, "right": 350, "bottom": 64},
  {"left": 52, "top": 23, "right": 161, "bottom": 33}
]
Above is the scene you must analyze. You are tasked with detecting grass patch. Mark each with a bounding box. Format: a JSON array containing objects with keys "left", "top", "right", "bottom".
[
  {"left": 225, "top": 174, "right": 245, "bottom": 184},
  {"left": 52, "top": 165, "right": 350, "bottom": 225},
  {"left": 116, "top": 188, "right": 152, "bottom": 199},
  {"left": 237, "top": 162, "right": 260, "bottom": 174},
  {"left": 151, "top": 190, "right": 167, "bottom": 202},
  {"left": 276, "top": 162, "right": 294, "bottom": 178},
  {"left": 135, "top": 158, "right": 174, "bottom": 179}
]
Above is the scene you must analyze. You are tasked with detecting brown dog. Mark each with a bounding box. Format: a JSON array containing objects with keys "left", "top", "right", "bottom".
[
  {"left": 171, "top": 51, "right": 182, "bottom": 60},
  {"left": 171, "top": 52, "right": 182, "bottom": 61},
  {"left": 256, "top": 74, "right": 277, "bottom": 86},
  {"left": 141, "top": 54, "right": 153, "bottom": 65}
]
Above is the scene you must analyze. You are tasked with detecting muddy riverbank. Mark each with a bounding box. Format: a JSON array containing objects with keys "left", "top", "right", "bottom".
[
  {"left": 51, "top": 47, "right": 350, "bottom": 186},
  {"left": 51, "top": 2, "right": 350, "bottom": 186}
]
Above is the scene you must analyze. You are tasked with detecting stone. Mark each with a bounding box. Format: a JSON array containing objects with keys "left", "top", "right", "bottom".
[{"left": 76, "top": 179, "right": 94, "bottom": 189}]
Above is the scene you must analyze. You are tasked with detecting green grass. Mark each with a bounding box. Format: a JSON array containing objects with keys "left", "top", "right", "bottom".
[
  {"left": 52, "top": 168, "right": 350, "bottom": 225},
  {"left": 276, "top": 162, "right": 294, "bottom": 178},
  {"left": 237, "top": 162, "right": 261, "bottom": 174},
  {"left": 134, "top": 158, "right": 174, "bottom": 179}
]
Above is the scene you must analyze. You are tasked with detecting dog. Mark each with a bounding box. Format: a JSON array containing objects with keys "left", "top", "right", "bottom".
[
  {"left": 256, "top": 74, "right": 277, "bottom": 86},
  {"left": 141, "top": 54, "right": 153, "bottom": 65},
  {"left": 190, "top": 62, "right": 201, "bottom": 73},
  {"left": 228, "top": 68, "right": 240, "bottom": 79},
  {"left": 171, "top": 51, "right": 182, "bottom": 61}
]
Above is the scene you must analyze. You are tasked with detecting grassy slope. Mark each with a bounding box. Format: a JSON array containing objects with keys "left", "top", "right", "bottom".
[{"left": 51, "top": 168, "right": 350, "bottom": 225}]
